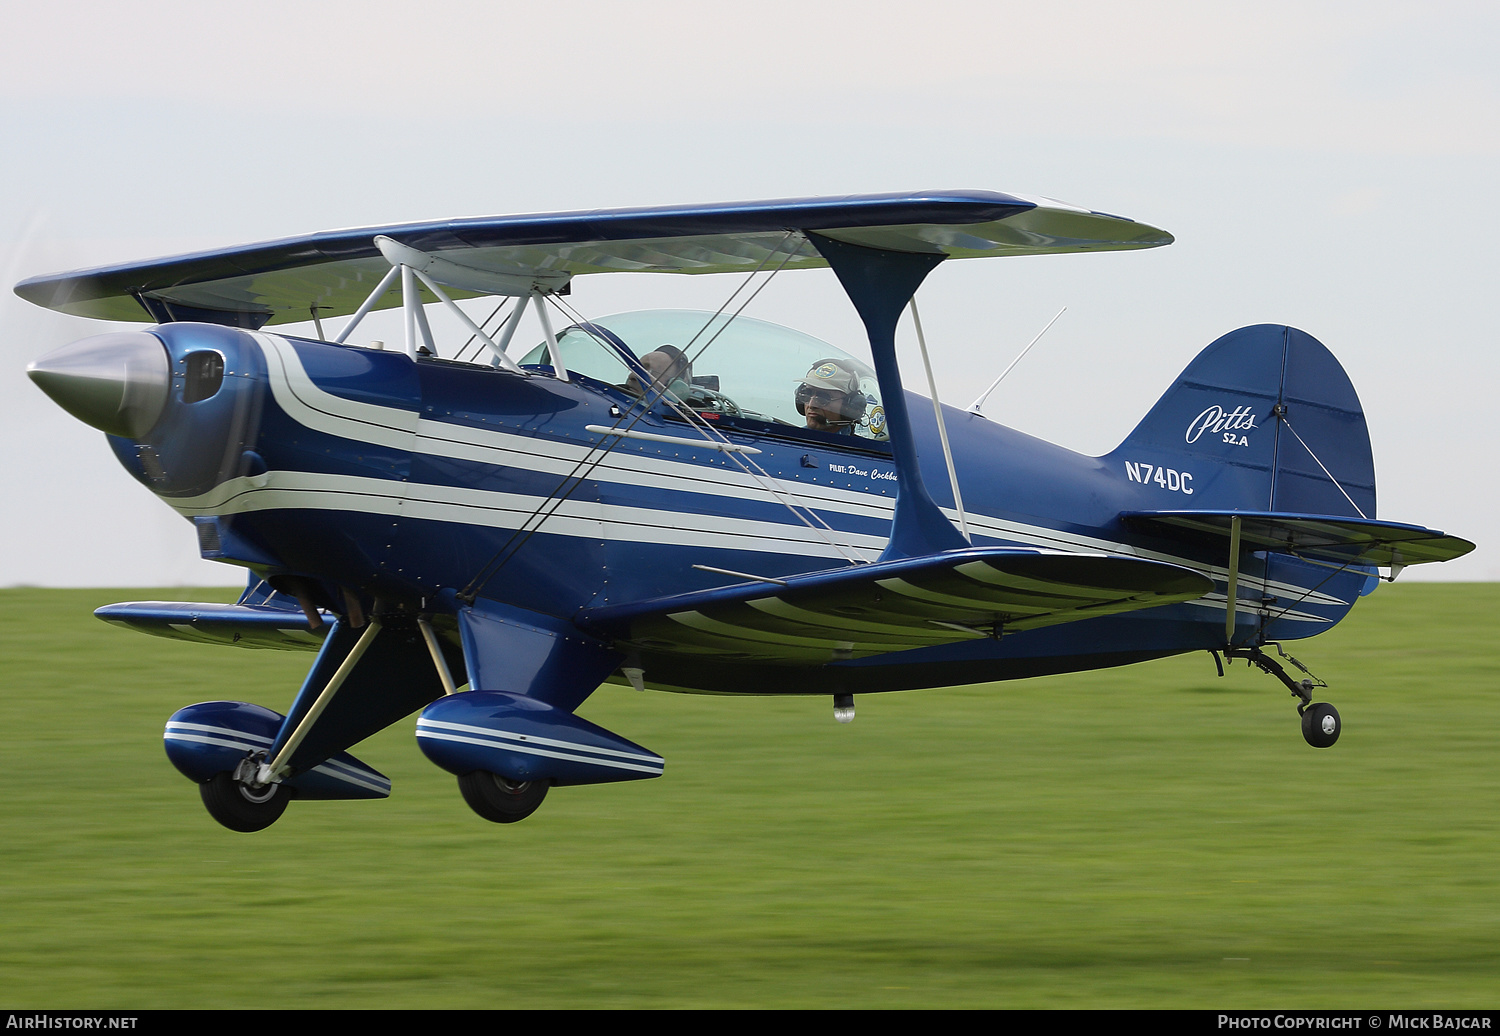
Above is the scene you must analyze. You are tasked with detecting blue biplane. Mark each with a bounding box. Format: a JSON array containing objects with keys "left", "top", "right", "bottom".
[{"left": 20, "top": 190, "right": 1473, "bottom": 831}]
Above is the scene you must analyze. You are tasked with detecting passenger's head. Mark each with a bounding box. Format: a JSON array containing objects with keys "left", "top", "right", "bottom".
[
  {"left": 626, "top": 345, "right": 692, "bottom": 398},
  {"left": 795, "top": 360, "right": 866, "bottom": 433}
]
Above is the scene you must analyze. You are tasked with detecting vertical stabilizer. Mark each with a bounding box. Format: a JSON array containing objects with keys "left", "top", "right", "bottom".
[{"left": 1107, "top": 325, "right": 1375, "bottom": 518}]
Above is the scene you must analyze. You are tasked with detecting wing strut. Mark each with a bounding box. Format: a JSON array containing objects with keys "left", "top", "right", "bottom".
[
  {"left": 808, "top": 234, "right": 968, "bottom": 560},
  {"left": 491, "top": 294, "right": 530, "bottom": 366},
  {"left": 908, "top": 297, "right": 970, "bottom": 543},
  {"left": 333, "top": 237, "right": 542, "bottom": 371},
  {"left": 261, "top": 618, "right": 384, "bottom": 782},
  {"left": 535, "top": 293, "right": 569, "bottom": 382},
  {"left": 334, "top": 265, "right": 401, "bottom": 345},
  {"left": 417, "top": 618, "right": 460, "bottom": 696},
  {"left": 1224, "top": 514, "right": 1243, "bottom": 644}
]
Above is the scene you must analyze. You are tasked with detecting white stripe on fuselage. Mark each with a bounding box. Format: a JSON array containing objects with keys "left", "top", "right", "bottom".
[
  {"left": 171, "top": 468, "right": 889, "bottom": 559},
  {"left": 204, "top": 334, "right": 1345, "bottom": 614},
  {"left": 256, "top": 332, "right": 899, "bottom": 523}
]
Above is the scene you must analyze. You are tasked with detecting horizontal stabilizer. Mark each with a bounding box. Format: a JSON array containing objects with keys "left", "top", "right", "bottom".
[
  {"left": 1121, "top": 510, "right": 1475, "bottom": 567},
  {"left": 576, "top": 548, "right": 1212, "bottom": 665},
  {"left": 96, "top": 601, "right": 330, "bottom": 650}
]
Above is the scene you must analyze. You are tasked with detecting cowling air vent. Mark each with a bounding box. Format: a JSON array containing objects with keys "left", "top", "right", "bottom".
[{"left": 183, "top": 351, "right": 225, "bottom": 403}]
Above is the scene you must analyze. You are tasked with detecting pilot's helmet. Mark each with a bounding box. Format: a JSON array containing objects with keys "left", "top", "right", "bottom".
[{"left": 795, "top": 359, "right": 867, "bottom": 423}]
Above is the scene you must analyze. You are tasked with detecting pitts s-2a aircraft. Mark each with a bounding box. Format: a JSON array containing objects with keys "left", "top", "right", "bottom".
[{"left": 21, "top": 191, "right": 1474, "bottom": 831}]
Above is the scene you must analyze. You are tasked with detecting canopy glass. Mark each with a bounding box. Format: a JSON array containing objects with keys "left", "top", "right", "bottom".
[{"left": 519, "top": 310, "right": 888, "bottom": 440}]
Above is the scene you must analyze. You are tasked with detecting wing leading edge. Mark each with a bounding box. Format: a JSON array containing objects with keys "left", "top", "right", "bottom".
[
  {"left": 575, "top": 548, "right": 1213, "bottom": 666},
  {"left": 95, "top": 601, "right": 330, "bottom": 650},
  {"left": 15, "top": 190, "right": 1172, "bottom": 326}
]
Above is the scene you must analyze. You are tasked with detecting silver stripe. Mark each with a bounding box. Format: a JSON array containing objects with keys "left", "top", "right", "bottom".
[
  {"left": 164, "top": 732, "right": 264, "bottom": 753},
  {"left": 1183, "top": 597, "right": 1332, "bottom": 624},
  {"left": 167, "top": 470, "right": 887, "bottom": 559},
  {"left": 416, "top": 728, "right": 664, "bottom": 775},
  {"left": 166, "top": 722, "right": 392, "bottom": 789},
  {"left": 308, "top": 761, "right": 391, "bottom": 793},
  {"left": 165, "top": 721, "right": 274, "bottom": 745},
  {"left": 255, "top": 332, "right": 896, "bottom": 519},
  {"left": 416, "top": 717, "right": 662, "bottom": 764}
]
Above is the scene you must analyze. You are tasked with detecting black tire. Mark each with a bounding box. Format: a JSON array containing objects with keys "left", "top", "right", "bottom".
[
  {"left": 1300, "top": 702, "right": 1341, "bottom": 749},
  {"left": 200, "top": 771, "right": 292, "bottom": 832},
  {"left": 457, "top": 771, "right": 549, "bottom": 824}
]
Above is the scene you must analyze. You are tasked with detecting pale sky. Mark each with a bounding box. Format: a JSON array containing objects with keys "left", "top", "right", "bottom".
[{"left": 3, "top": 0, "right": 1495, "bottom": 585}]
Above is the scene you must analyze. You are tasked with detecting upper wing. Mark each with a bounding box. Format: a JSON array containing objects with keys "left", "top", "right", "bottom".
[
  {"left": 575, "top": 547, "right": 1212, "bottom": 665},
  {"left": 15, "top": 190, "right": 1171, "bottom": 327},
  {"left": 1121, "top": 510, "right": 1475, "bottom": 568}
]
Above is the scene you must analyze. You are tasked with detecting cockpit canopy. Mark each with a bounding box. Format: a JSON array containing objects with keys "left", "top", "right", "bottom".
[{"left": 519, "top": 310, "right": 887, "bottom": 440}]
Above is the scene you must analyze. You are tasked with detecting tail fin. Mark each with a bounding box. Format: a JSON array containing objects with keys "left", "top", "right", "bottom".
[{"left": 1108, "top": 324, "right": 1375, "bottom": 517}]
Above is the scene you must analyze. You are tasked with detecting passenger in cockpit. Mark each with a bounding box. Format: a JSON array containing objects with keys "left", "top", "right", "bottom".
[
  {"left": 624, "top": 345, "right": 692, "bottom": 399},
  {"left": 795, "top": 360, "right": 866, "bottom": 434}
]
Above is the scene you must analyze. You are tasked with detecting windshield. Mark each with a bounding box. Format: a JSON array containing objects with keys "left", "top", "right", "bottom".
[{"left": 518, "top": 310, "right": 888, "bottom": 440}]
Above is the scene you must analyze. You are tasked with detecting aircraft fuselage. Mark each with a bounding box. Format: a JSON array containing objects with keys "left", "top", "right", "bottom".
[{"left": 91, "top": 320, "right": 1362, "bottom": 695}]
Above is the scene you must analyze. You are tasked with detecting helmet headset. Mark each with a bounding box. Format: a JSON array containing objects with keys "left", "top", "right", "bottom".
[{"left": 795, "top": 358, "right": 867, "bottom": 429}]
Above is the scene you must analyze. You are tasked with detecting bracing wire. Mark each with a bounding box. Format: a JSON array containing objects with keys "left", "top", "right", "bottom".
[
  {"left": 454, "top": 297, "right": 514, "bottom": 365},
  {"left": 1280, "top": 416, "right": 1369, "bottom": 519},
  {"left": 543, "top": 234, "right": 869, "bottom": 548},
  {"left": 545, "top": 265, "right": 873, "bottom": 561},
  {"left": 1259, "top": 556, "right": 1360, "bottom": 630},
  {"left": 457, "top": 235, "right": 870, "bottom": 600}
]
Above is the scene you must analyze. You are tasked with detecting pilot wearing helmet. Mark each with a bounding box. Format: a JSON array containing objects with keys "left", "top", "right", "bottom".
[{"left": 795, "top": 359, "right": 867, "bottom": 434}]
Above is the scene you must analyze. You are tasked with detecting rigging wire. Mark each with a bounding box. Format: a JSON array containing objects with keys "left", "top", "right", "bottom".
[
  {"left": 542, "top": 238, "right": 871, "bottom": 554},
  {"left": 676, "top": 232, "right": 803, "bottom": 366},
  {"left": 662, "top": 234, "right": 883, "bottom": 554},
  {"left": 1257, "top": 555, "right": 1360, "bottom": 631},
  {"left": 1279, "top": 415, "right": 1369, "bottom": 519},
  {"left": 545, "top": 269, "right": 873, "bottom": 563},
  {"left": 457, "top": 236, "right": 870, "bottom": 600},
  {"left": 454, "top": 297, "right": 514, "bottom": 365}
]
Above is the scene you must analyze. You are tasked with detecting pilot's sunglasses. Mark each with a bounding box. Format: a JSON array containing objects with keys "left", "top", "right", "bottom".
[{"left": 806, "top": 389, "right": 842, "bottom": 405}]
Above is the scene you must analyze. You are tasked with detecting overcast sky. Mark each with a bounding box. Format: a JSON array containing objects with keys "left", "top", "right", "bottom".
[{"left": 2, "top": 0, "right": 1495, "bottom": 586}]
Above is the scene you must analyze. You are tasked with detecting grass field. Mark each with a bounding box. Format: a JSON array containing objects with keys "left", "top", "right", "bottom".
[{"left": 1, "top": 584, "right": 1496, "bottom": 1009}]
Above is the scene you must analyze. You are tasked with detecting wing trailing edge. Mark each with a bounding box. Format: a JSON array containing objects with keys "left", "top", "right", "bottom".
[{"left": 575, "top": 547, "right": 1212, "bottom": 666}]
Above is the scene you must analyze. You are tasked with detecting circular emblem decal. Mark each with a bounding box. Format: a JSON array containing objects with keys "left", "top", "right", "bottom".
[
  {"left": 814, "top": 362, "right": 839, "bottom": 379},
  {"left": 868, "top": 405, "right": 886, "bottom": 434}
]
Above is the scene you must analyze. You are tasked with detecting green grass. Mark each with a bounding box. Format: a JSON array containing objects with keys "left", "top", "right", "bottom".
[{"left": 1, "top": 584, "right": 1496, "bottom": 1008}]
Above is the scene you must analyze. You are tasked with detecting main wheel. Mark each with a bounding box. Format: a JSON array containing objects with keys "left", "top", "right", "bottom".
[
  {"left": 200, "top": 771, "right": 292, "bottom": 832},
  {"left": 457, "top": 771, "right": 549, "bottom": 824},
  {"left": 1300, "top": 702, "right": 1341, "bottom": 749}
]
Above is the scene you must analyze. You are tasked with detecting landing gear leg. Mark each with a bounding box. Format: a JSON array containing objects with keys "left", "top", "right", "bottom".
[{"left": 1224, "top": 643, "right": 1341, "bottom": 749}]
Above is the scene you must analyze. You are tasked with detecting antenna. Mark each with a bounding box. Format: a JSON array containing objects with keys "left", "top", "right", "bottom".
[{"left": 966, "top": 306, "right": 1066, "bottom": 416}]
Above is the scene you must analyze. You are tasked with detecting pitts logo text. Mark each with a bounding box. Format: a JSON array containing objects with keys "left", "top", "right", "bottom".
[{"left": 1185, "top": 404, "right": 1259, "bottom": 444}]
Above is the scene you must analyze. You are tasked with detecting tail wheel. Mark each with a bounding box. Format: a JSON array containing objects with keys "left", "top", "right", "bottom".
[
  {"left": 457, "top": 771, "right": 549, "bottom": 824},
  {"left": 200, "top": 771, "right": 291, "bottom": 832},
  {"left": 1299, "top": 702, "right": 1341, "bottom": 749}
]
